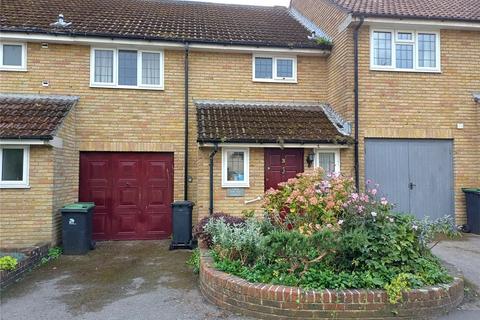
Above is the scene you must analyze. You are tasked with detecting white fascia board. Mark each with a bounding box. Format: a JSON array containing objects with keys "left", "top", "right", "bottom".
[
  {"left": 348, "top": 17, "right": 480, "bottom": 31},
  {"left": 0, "top": 136, "right": 63, "bottom": 148},
  {"left": 199, "top": 142, "right": 350, "bottom": 149},
  {"left": 0, "top": 32, "right": 329, "bottom": 56}
]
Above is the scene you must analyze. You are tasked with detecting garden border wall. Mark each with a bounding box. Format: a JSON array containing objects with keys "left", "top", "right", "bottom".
[
  {"left": 199, "top": 249, "right": 464, "bottom": 319},
  {"left": 0, "top": 244, "right": 50, "bottom": 290}
]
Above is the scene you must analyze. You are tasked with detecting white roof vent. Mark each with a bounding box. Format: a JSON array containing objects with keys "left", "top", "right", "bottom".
[{"left": 50, "top": 14, "right": 72, "bottom": 28}]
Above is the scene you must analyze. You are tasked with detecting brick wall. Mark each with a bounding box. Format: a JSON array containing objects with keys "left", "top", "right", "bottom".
[
  {"left": 0, "top": 146, "right": 54, "bottom": 248},
  {"left": 200, "top": 249, "right": 464, "bottom": 319}
]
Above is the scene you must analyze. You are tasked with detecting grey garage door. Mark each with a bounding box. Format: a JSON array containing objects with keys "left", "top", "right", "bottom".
[{"left": 365, "top": 139, "right": 454, "bottom": 220}]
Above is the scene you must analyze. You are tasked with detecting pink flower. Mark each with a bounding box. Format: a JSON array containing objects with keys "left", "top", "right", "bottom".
[
  {"left": 366, "top": 179, "right": 372, "bottom": 185},
  {"left": 371, "top": 188, "right": 377, "bottom": 195},
  {"left": 357, "top": 205, "right": 364, "bottom": 213},
  {"left": 351, "top": 193, "right": 359, "bottom": 201},
  {"left": 309, "top": 197, "right": 318, "bottom": 205},
  {"left": 380, "top": 197, "right": 388, "bottom": 206}
]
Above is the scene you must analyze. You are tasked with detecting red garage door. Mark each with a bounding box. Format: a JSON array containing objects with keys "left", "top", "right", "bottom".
[{"left": 79, "top": 152, "right": 173, "bottom": 241}]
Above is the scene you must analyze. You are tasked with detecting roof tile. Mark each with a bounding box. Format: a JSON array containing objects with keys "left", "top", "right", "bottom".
[
  {"left": 0, "top": 94, "right": 78, "bottom": 139},
  {"left": 196, "top": 100, "right": 352, "bottom": 145},
  {"left": 0, "top": 0, "right": 330, "bottom": 49}
]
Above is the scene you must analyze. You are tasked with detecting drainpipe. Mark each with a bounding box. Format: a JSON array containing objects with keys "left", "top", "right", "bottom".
[
  {"left": 353, "top": 17, "right": 364, "bottom": 192},
  {"left": 209, "top": 144, "right": 219, "bottom": 215},
  {"left": 184, "top": 42, "right": 189, "bottom": 200}
]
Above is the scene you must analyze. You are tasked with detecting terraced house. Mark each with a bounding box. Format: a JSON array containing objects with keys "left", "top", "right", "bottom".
[{"left": 0, "top": 0, "right": 478, "bottom": 249}]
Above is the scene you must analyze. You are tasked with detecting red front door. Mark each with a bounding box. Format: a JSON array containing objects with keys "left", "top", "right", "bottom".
[
  {"left": 79, "top": 152, "right": 173, "bottom": 241},
  {"left": 264, "top": 149, "right": 304, "bottom": 190}
]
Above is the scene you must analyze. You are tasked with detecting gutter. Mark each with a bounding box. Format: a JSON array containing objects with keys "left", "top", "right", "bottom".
[
  {"left": 209, "top": 144, "right": 219, "bottom": 215},
  {"left": 184, "top": 42, "right": 189, "bottom": 200},
  {"left": 353, "top": 17, "right": 364, "bottom": 192}
]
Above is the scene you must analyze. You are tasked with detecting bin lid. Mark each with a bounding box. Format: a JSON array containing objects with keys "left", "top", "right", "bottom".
[
  {"left": 462, "top": 188, "right": 480, "bottom": 194},
  {"left": 61, "top": 202, "right": 95, "bottom": 213},
  {"left": 171, "top": 200, "right": 195, "bottom": 207}
]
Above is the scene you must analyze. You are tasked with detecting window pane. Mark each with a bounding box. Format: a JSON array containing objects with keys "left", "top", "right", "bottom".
[
  {"left": 276, "top": 59, "right": 293, "bottom": 78},
  {"left": 397, "top": 32, "right": 412, "bottom": 41},
  {"left": 118, "top": 50, "right": 137, "bottom": 86},
  {"left": 318, "top": 152, "right": 335, "bottom": 174},
  {"left": 94, "top": 50, "right": 113, "bottom": 83},
  {"left": 227, "top": 151, "right": 245, "bottom": 182},
  {"left": 254, "top": 57, "right": 272, "bottom": 79},
  {"left": 2, "top": 149, "right": 24, "bottom": 181},
  {"left": 396, "top": 44, "right": 413, "bottom": 69},
  {"left": 141, "top": 52, "right": 160, "bottom": 85},
  {"left": 418, "top": 33, "right": 436, "bottom": 68},
  {"left": 3, "top": 44, "right": 22, "bottom": 66},
  {"left": 373, "top": 31, "right": 392, "bottom": 66}
]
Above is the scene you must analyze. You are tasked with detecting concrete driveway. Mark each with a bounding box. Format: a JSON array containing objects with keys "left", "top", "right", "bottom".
[
  {"left": 2, "top": 237, "right": 479, "bottom": 320},
  {"left": 0, "top": 241, "right": 248, "bottom": 320}
]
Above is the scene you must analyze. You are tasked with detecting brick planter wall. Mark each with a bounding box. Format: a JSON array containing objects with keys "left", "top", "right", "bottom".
[
  {"left": 199, "top": 250, "right": 464, "bottom": 319},
  {"left": 0, "top": 244, "right": 50, "bottom": 290}
]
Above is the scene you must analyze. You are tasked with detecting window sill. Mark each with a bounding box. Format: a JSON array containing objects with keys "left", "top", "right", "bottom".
[
  {"left": 0, "top": 184, "right": 31, "bottom": 189},
  {"left": 370, "top": 67, "right": 441, "bottom": 74},
  {"left": 252, "top": 79, "right": 298, "bottom": 84},
  {"left": 89, "top": 84, "right": 164, "bottom": 91},
  {"left": 0, "top": 67, "right": 27, "bottom": 72},
  {"left": 222, "top": 183, "right": 250, "bottom": 188}
]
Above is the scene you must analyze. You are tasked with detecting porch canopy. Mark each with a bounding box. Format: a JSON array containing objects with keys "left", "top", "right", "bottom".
[
  {"left": 0, "top": 94, "right": 78, "bottom": 146},
  {"left": 195, "top": 100, "right": 352, "bottom": 147}
]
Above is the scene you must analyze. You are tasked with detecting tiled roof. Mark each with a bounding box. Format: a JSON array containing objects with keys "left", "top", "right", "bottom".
[
  {"left": 196, "top": 100, "right": 352, "bottom": 145},
  {"left": 0, "top": 94, "right": 78, "bottom": 140},
  {"left": 0, "top": 0, "right": 330, "bottom": 50},
  {"left": 329, "top": 0, "right": 480, "bottom": 22}
]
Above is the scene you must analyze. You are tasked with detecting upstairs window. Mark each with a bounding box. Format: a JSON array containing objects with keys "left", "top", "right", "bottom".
[
  {"left": 0, "top": 146, "right": 30, "bottom": 188},
  {"left": 253, "top": 55, "right": 297, "bottom": 82},
  {"left": 371, "top": 29, "right": 440, "bottom": 72},
  {"left": 0, "top": 43, "right": 27, "bottom": 71},
  {"left": 90, "top": 48, "right": 163, "bottom": 89}
]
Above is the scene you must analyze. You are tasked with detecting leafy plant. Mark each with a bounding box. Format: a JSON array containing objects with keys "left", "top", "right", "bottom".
[
  {"left": 385, "top": 273, "right": 412, "bottom": 304},
  {"left": 315, "top": 37, "right": 332, "bottom": 46},
  {"left": 193, "top": 213, "right": 245, "bottom": 248},
  {"left": 41, "top": 247, "right": 63, "bottom": 264},
  {"left": 186, "top": 248, "right": 200, "bottom": 274},
  {"left": 0, "top": 256, "right": 18, "bottom": 271}
]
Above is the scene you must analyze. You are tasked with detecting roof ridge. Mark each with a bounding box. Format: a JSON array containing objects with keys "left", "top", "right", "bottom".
[{"left": 0, "top": 93, "right": 79, "bottom": 102}]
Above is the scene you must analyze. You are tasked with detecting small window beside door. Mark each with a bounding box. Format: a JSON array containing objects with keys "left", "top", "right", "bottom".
[
  {"left": 0, "top": 43, "right": 27, "bottom": 71},
  {"left": 0, "top": 146, "right": 30, "bottom": 188},
  {"left": 222, "top": 148, "right": 250, "bottom": 187},
  {"left": 315, "top": 149, "right": 340, "bottom": 175},
  {"left": 253, "top": 55, "right": 297, "bottom": 83},
  {"left": 90, "top": 48, "right": 164, "bottom": 89}
]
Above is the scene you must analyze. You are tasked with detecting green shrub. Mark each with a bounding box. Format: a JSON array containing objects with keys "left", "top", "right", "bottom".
[
  {"left": 204, "top": 174, "right": 457, "bottom": 304},
  {"left": 186, "top": 248, "right": 200, "bottom": 274},
  {"left": 0, "top": 256, "right": 18, "bottom": 271},
  {"left": 41, "top": 247, "right": 63, "bottom": 264}
]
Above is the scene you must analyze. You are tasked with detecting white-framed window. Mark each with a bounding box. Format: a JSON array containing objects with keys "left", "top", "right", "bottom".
[
  {"left": 222, "top": 148, "right": 250, "bottom": 188},
  {"left": 0, "top": 146, "right": 30, "bottom": 188},
  {"left": 370, "top": 29, "right": 440, "bottom": 72},
  {"left": 314, "top": 149, "right": 340, "bottom": 175},
  {"left": 252, "top": 55, "right": 297, "bottom": 83},
  {"left": 0, "top": 43, "right": 27, "bottom": 71},
  {"left": 90, "top": 48, "right": 164, "bottom": 89}
]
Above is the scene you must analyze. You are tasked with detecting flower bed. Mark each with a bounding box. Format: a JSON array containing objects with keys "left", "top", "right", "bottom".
[
  {"left": 195, "top": 169, "right": 464, "bottom": 318},
  {"left": 0, "top": 244, "right": 49, "bottom": 290},
  {"left": 200, "top": 249, "right": 463, "bottom": 319}
]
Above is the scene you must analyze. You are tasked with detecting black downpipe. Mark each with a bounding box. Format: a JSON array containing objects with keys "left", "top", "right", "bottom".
[
  {"left": 353, "top": 17, "right": 364, "bottom": 192},
  {"left": 184, "top": 42, "right": 189, "bottom": 200},
  {"left": 209, "top": 144, "right": 219, "bottom": 215}
]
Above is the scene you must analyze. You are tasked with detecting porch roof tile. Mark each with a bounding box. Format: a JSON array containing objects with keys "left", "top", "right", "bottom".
[
  {"left": 195, "top": 100, "right": 351, "bottom": 145},
  {"left": 0, "top": 94, "right": 78, "bottom": 140}
]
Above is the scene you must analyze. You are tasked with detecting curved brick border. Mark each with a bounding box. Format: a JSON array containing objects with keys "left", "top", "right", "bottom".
[{"left": 199, "top": 250, "right": 464, "bottom": 319}]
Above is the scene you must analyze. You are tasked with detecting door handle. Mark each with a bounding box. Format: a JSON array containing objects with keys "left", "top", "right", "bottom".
[{"left": 408, "top": 182, "right": 416, "bottom": 190}]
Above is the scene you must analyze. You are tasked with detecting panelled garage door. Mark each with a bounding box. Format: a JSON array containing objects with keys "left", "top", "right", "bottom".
[
  {"left": 79, "top": 152, "right": 173, "bottom": 241},
  {"left": 365, "top": 139, "right": 454, "bottom": 220}
]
